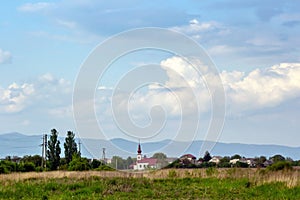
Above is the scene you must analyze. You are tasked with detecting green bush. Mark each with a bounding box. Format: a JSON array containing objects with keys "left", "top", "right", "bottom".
[
  {"left": 35, "top": 166, "right": 43, "bottom": 172},
  {"left": 19, "top": 162, "right": 36, "bottom": 172},
  {"left": 91, "top": 159, "right": 102, "bottom": 169},
  {"left": 68, "top": 156, "right": 90, "bottom": 171},
  {"left": 267, "top": 161, "right": 292, "bottom": 171},
  {"left": 0, "top": 164, "right": 9, "bottom": 174},
  {"left": 96, "top": 165, "right": 115, "bottom": 171}
]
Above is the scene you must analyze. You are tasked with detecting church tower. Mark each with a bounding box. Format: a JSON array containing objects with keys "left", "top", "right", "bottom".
[{"left": 137, "top": 141, "right": 142, "bottom": 161}]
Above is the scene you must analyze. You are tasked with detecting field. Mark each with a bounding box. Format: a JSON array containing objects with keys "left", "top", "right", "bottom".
[{"left": 0, "top": 168, "right": 300, "bottom": 199}]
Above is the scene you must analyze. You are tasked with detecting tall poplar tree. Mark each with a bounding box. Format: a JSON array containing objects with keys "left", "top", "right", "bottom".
[
  {"left": 46, "top": 129, "right": 61, "bottom": 170},
  {"left": 64, "top": 131, "right": 78, "bottom": 164}
]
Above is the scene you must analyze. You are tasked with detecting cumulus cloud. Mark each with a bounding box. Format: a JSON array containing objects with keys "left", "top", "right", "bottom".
[
  {"left": 0, "top": 49, "right": 12, "bottom": 64},
  {"left": 223, "top": 63, "right": 300, "bottom": 112},
  {"left": 0, "top": 73, "right": 72, "bottom": 114},
  {"left": 98, "top": 56, "right": 300, "bottom": 123},
  {"left": 101, "top": 56, "right": 212, "bottom": 125},
  {"left": 0, "top": 83, "right": 34, "bottom": 113}
]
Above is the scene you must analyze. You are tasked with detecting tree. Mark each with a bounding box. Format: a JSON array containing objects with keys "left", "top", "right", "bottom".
[
  {"left": 254, "top": 156, "right": 267, "bottom": 167},
  {"left": 152, "top": 152, "right": 167, "bottom": 160},
  {"left": 231, "top": 154, "right": 242, "bottom": 160},
  {"left": 47, "top": 129, "right": 61, "bottom": 170},
  {"left": 203, "top": 151, "right": 212, "bottom": 162},
  {"left": 270, "top": 154, "right": 285, "bottom": 163},
  {"left": 64, "top": 131, "right": 78, "bottom": 164},
  {"left": 21, "top": 155, "right": 42, "bottom": 167},
  {"left": 152, "top": 153, "right": 168, "bottom": 168}
]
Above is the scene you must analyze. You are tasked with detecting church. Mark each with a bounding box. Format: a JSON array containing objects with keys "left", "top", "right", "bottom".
[{"left": 133, "top": 142, "right": 158, "bottom": 170}]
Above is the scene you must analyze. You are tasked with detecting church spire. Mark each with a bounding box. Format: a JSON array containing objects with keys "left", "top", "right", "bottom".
[
  {"left": 137, "top": 140, "right": 142, "bottom": 161},
  {"left": 137, "top": 140, "right": 142, "bottom": 154}
]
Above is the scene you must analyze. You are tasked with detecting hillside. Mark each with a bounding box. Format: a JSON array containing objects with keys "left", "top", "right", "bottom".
[{"left": 1, "top": 132, "right": 300, "bottom": 159}]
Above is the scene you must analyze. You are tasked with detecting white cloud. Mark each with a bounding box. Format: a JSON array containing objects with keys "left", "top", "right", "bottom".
[
  {"left": 0, "top": 49, "right": 12, "bottom": 64},
  {"left": 99, "top": 57, "right": 300, "bottom": 122},
  {"left": 18, "top": 2, "right": 53, "bottom": 12},
  {"left": 56, "top": 19, "right": 77, "bottom": 29},
  {"left": 0, "top": 73, "right": 72, "bottom": 114},
  {"left": 104, "top": 56, "right": 212, "bottom": 123},
  {"left": 171, "top": 19, "right": 230, "bottom": 41},
  {"left": 223, "top": 63, "right": 300, "bottom": 112},
  {"left": 0, "top": 83, "right": 35, "bottom": 113}
]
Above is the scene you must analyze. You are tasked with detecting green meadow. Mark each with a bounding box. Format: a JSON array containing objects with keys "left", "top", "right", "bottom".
[{"left": 0, "top": 169, "right": 300, "bottom": 199}]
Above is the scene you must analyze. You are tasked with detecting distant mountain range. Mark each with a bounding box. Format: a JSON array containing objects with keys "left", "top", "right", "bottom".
[{"left": 1, "top": 132, "right": 300, "bottom": 160}]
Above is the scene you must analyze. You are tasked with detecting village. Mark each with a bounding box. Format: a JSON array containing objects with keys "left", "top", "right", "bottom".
[{"left": 102, "top": 142, "right": 292, "bottom": 170}]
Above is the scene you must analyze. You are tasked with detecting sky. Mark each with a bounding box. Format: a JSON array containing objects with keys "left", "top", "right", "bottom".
[{"left": 0, "top": 1, "right": 300, "bottom": 148}]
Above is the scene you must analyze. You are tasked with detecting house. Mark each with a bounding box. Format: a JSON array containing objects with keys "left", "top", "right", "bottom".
[
  {"left": 209, "top": 156, "right": 222, "bottom": 164},
  {"left": 133, "top": 142, "right": 158, "bottom": 170},
  {"left": 263, "top": 160, "right": 273, "bottom": 167},
  {"left": 179, "top": 154, "right": 197, "bottom": 165},
  {"left": 229, "top": 158, "right": 240, "bottom": 165}
]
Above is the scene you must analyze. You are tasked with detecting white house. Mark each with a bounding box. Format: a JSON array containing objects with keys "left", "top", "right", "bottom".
[{"left": 209, "top": 156, "right": 222, "bottom": 164}]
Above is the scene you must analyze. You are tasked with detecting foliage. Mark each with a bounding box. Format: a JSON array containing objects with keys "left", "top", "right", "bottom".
[
  {"left": 270, "top": 154, "right": 285, "bottom": 163},
  {"left": 96, "top": 165, "right": 115, "bottom": 171},
  {"left": 235, "top": 161, "right": 249, "bottom": 168},
  {"left": 203, "top": 151, "right": 212, "bottom": 162},
  {"left": 254, "top": 156, "right": 267, "bottom": 167},
  {"left": 152, "top": 152, "right": 167, "bottom": 160},
  {"left": 18, "top": 162, "right": 36, "bottom": 172},
  {"left": 91, "top": 159, "right": 102, "bottom": 169},
  {"left": 108, "top": 156, "right": 134, "bottom": 170},
  {"left": 21, "top": 155, "right": 42, "bottom": 167},
  {"left": 231, "top": 154, "right": 242, "bottom": 159},
  {"left": 47, "top": 129, "right": 61, "bottom": 170},
  {"left": 267, "top": 161, "right": 292, "bottom": 171},
  {"left": 68, "top": 154, "right": 90, "bottom": 171},
  {"left": 64, "top": 131, "right": 78, "bottom": 164}
]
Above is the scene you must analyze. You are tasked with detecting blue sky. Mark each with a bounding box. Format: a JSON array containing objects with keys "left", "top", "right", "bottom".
[{"left": 1, "top": 1, "right": 300, "bottom": 148}]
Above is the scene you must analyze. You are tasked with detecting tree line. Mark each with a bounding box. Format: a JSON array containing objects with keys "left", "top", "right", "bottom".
[{"left": 0, "top": 129, "right": 114, "bottom": 174}]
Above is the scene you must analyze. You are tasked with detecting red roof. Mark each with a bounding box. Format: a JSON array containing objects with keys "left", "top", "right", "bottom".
[
  {"left": 180, "top": 154, "right": 196, "bottom": 159},
  {"left": 137, "top": 158, "right": 157, "bottom": 166}
]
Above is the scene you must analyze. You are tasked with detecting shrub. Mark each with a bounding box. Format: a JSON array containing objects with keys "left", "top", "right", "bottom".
[
  {"left": 96, "top": 165, "right": 115, "bottom": 171},
  {"left": 267, "top": 161, "right": 292, "bottom": 171},
  {"left": 91, "top": 159, "right": 102, "bottom": 169},
  {"left": 0, "top": 164, "right": 9, "bottom": 174},
  {"left": 35, "top": 166, "right": 43, "bottom": 172},
  {"left": 68, "top": 156, "right": 90, "bottom": 171},
  {"left": 19, "top": 162, "right": 36, "bottom": 172}
]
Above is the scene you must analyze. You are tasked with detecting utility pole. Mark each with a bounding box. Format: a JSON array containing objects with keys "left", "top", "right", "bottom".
[
  {"left": 78, "top": 139, "right": 81, "bottom": 157},
  {"left": 102, "top": 148, "right": 106, "bottom": 164},
  {"left": 41, "top": 134, "right": 47, "bottom": 170},
  {"left": 115, "top": 157, "right": 118, "bottom": 170},
  {"left": 41, "top": 134, "right": 44, "bottom": 169},
  {"left": 44, "top": 134, "right": 47, "bottom": 169}
]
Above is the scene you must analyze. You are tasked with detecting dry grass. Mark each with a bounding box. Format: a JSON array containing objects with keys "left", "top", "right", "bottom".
[{"left": 1, "top": 168, "right": 299, "bottom": 188}]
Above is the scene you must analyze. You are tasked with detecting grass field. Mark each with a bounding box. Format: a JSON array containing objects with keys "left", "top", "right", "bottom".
[{"left": 0, "top": 168, "right": 299, "bottom": 199}]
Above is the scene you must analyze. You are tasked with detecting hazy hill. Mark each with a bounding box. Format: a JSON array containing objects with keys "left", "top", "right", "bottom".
[{"left": 1, "top": 132, "right": 300, "bottom": 160}]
